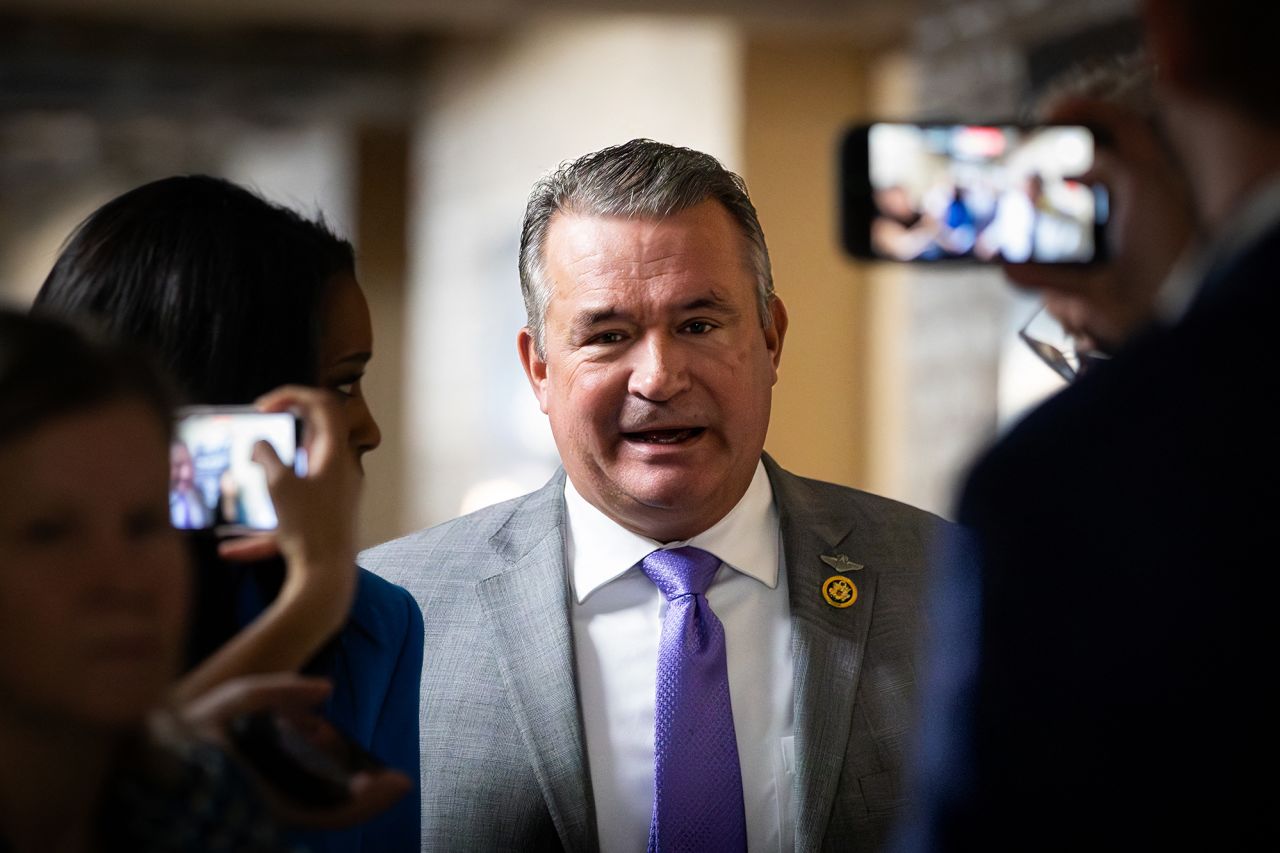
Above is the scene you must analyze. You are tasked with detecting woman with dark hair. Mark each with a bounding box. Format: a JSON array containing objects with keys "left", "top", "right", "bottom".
[
  {"left": 0, "top": 308, "right": 299, "bottom": 852},
  {"left": 33, "top": 175, "right": 423, "bottom": 853}
]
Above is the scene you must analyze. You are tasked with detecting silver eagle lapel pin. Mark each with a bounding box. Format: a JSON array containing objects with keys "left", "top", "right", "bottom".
[{"left": 820, "top": 553, "right": 864, "bottom": 573}]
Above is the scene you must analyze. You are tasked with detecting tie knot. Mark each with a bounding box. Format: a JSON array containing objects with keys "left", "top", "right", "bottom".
[{"left": 639, "top": 546, "right": 722, "bottom": 600}]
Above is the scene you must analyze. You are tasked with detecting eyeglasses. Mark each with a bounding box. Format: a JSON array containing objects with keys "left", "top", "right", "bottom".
[{"left": 1018, "top": 304, "right": 1109, "bottom": 383}]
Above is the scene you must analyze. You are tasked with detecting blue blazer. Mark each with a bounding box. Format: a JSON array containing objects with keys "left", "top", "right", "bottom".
[{"left": 286, "top": 568, "right": 424, "bottom": 853}]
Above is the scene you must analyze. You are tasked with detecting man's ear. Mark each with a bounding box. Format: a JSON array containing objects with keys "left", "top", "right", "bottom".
[
  {"left": 764, "top": 294, "right": 788, "bottom": 381},
  {"left": 517, "top": 328, "right": 551, "bottom": 414}
]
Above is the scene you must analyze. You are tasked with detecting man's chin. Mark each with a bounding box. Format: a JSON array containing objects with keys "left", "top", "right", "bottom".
[
  {"left": 617, "top": 464, "right": 710, "bottom": 502},
  {"left": 602, "top": 476, "right": 728, "bottom": 540}
]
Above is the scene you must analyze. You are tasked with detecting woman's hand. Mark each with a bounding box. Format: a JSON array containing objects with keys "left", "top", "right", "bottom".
[
  {"left": 180, "top": 674, "right": 412, "bottom": 829},
  {"left": 173, "top": 385, "right": 363, "bottom": 703},
  {"left": 221, "top": 386, "right": 362, "bottom": 625},
  {"left": 1003, "top": 96, "right": 1196, "bottom": 353}
]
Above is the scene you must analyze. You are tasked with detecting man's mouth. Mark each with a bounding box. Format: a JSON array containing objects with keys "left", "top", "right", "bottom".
[{"left": 621, "top": 427, "right": 706, "bottom": 445}]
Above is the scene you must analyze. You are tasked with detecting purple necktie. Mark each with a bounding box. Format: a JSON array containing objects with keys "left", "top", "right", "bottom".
[{"left": 639, "top": 546, "right": 747, "bottom": 853}]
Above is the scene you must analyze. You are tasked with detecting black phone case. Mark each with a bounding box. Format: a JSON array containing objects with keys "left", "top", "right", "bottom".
[{"left": 228, "top": 711, "right": 384, "bottom": 809}]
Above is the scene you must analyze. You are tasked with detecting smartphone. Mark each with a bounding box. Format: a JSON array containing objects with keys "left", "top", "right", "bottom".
[
  {"left": 227, "top": 710, "right": 386, "bottom": 808},
  {"left": 840, "top": 122, "right": 1109, "bottom": 263},
  {"left": 170, "top": 406, "right": 303, "bottom": 533}
]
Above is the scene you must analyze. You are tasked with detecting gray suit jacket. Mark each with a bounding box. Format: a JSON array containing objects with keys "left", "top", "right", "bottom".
[{"left": 360, "top": 456, "right": 944, "bottom": 852}]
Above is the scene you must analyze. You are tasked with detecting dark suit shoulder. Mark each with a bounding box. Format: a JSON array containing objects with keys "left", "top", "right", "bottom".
[
  {"left": 929, "top": 219, "right": 1280, "bottom": 850},
  {"left": 968, "top": 217, "right": 1280, "bottom": 515}
]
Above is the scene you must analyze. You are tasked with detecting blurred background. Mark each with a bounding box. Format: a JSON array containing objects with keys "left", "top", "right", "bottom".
[{"left": 0, "top": 0, "right": 1141, "bottom": 547}]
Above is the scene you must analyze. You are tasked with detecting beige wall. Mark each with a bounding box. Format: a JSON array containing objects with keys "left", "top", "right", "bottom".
[
  {"left": 745, "top": 40, "right": 873, "bottom": 490},
  {"left": 353, "top": 126, "right": 412, "bottom": 549}
]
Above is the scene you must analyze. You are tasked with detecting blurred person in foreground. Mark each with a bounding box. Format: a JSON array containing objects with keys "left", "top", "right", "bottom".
[
  {"left": 33, "top": 176, "right": 421, "bottom": 853},
  {"left": 362, "top": 138, "right": 949, "bottom": 850},
  {"left": 0, "top": 311, "right": 407, "bottom": 851},
  {"left": 901, "top": 0, "right": 1280, "bottom": 848},
  {"left": 0, "top": 309, "right": 302, "bottom": 852}
]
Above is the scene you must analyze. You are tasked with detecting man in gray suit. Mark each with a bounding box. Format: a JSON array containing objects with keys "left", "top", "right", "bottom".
[{"left": 362, "top": 139, "right": 944, "bottom": 851}]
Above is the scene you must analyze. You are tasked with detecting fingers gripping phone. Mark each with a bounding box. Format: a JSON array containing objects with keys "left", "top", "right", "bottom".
[
  {"left": 228, "top": 711, "right": 386, "bottom": 809},
  {"left": 841, "top": 122, "right": 1109, "bottom": 263},
  {"left": 170, "top": 407, "right": 304, "bottom": 533}
]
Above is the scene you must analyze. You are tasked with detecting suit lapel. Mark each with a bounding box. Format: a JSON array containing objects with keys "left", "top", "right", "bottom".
[
  {"left": 475, "top": 474, "right": 598, "bottom": 853},
  {"left": 765, "top": 458, "right": 879, "bottom": 852}
]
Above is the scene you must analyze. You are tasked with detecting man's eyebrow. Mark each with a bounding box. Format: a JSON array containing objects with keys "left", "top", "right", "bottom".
[
  {"left": 569, "top": 307, "right": 628, "bottom": 336},
  {"left": 567, "top": 292, "right": 741, "bottom": 337},
  {"left": 681, "top": 294, "right": 739, "bottom": 316}
]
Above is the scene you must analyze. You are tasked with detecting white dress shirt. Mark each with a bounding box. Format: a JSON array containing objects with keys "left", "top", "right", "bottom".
[{"left": 566, "top": 461, "right": 796, "bottom": 852}]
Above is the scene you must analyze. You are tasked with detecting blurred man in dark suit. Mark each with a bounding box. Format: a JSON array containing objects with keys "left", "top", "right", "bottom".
[{"left": 902, "top": 1, "right": 1280, "bottom": 848}]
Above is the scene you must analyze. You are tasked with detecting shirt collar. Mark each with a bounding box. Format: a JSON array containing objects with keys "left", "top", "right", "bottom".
[
  {"left": 564, "top": 460, "right": 780, "bottom": 605},
  {"left": 1157, "top": 172, "right": 1280, "bottom": 323}
]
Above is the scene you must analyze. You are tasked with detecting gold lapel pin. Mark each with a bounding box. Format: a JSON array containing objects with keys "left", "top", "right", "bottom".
[
  {"left": 821, "top": 553, "right": 864, "bottom": 573},
  {"left": 821, "top": 575, "right": 858, "bottom": 609}
]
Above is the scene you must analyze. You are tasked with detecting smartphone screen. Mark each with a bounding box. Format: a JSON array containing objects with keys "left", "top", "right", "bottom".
[
  {"left": 841, "top": 122, "right": 1108, "bottom": 263},
  {"left": 170, "top": 407, "right": 301, "bottom": 532}
]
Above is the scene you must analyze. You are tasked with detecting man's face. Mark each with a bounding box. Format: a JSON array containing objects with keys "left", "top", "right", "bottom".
[{"left": 519, "top": 199, "right": 787, "bottom": 542}]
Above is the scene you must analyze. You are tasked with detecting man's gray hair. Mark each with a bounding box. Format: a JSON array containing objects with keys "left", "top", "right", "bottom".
[{"left": 518, "top": 138, "right": 774, "bottom": 357}]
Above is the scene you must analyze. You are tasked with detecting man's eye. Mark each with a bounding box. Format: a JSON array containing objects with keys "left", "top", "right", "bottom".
[
  {"left": 683, "top": 320, "right": 716, "bottom": 334},
  {"left": 591, "top": 332, "right": 625, "bottom": 345}
]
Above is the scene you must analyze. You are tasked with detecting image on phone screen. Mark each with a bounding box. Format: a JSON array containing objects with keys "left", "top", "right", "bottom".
[
  {"left": 842, "top": 122, "right": 1108, "bottom": 263},
  {"left": 169, "top": 408, "right": 300, "bottom": 532}
]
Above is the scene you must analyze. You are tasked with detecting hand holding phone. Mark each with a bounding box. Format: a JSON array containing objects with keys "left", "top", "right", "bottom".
[
  {"left": 181, "top": 673, "right": 411, "bottom": 826},
  {"left": 169, "top": 388, "right": 364, "bottom": 705},
  {"left": 222, "top": 385, "right": 362, "bottom": 566},
  {"left": 1002, "top": 96, "right": 1195, "bottom": 352},
  {"left": 229, "top": 710, "right": 411, "bottom": 828},
  {"left": 228, "top": 709, "right": 387, "bottom": 808}
]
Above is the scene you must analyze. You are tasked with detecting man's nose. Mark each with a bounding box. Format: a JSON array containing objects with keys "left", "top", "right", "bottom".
[{"left": 627, "top": 333, "right": 692, "bottom": 402}]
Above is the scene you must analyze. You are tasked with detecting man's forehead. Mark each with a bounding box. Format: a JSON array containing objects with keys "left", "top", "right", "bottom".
[
  {"left": 545, "top": 202, "right": 748, "bottom": 280},
  {"left": 550, "top": 198, "right": 737, "bottom": 242},
  {"left": 549, "top": 210, "right": 681, "bottom": 255}
]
